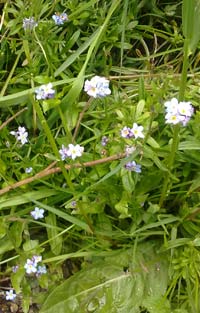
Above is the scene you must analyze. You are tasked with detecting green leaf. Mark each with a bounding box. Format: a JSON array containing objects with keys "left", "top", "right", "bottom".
[
  {"left": 54, "top": 29, "right": 100, "bottom": 77},
  {"left": 40, "top": 244, "right": 170, "bottom": 313},
  {"left": 31, "top": 200, "right": 91, "bottom": 233},
  {"left": 121, "top": 169, "right": 135, "bottom": 193},
  {"left": 182, "top": 0, "right": 200, "bottom": 54},
  {"left": 46, "top": 213, "right": 62, "bottom": 255},
  {"left": 0, "top": 219, "right": 7, "bottom": 239},
  {"left": 11, "top": 268, "right": 25, "bottom": 293},
  {"left": 0, "top": 189, "right": 58, "bottom": 210},
  {"left": 9, "top": 221, "right": 24, "bottom": 248},
  {"left": 178, "top": 140, "right": 200, "bottom": 150},
  {"left": 115, "top": 191, "right": 130, "bottom": 218}
]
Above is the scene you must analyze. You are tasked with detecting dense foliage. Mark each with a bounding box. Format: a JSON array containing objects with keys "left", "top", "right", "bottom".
[{"left": 1, "top": 0, "right": 200, "bottom": 312}]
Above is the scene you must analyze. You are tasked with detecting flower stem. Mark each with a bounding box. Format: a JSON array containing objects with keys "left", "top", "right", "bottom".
[{"left": 159, "top": 39, "right": 189, "bottom": 208}]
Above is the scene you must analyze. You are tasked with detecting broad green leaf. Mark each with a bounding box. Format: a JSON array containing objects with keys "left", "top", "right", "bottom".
[
  {"left": 23, "top": 240, "right": 39, "bottom": 251},
  {"left": 0, "top": 236, "right": 14, "bottom": 255},
  {"left": 40, "top": 245, "right": 170, "bottom": 313},
  {"left": 121, "top": 169, "right": 135, "bottom": 193}
]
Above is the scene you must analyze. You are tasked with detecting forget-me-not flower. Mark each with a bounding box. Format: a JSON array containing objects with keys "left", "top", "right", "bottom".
[
  {"left": 24, "top": 258, "right": 38, "bottom": 274},
  {"left": 84, "top": 76, "right": 111, "bottom": 98},
  {"left": 5, "top": 290, "right": 16, "bottom": 301},
  {"left": 164, "top": 98, "right": 194, "bottom": 126},
  {"left": 25, "top": 167, "right": 33, "bottom": 174},
  {"left": 124, "top": 161, "right": 141, "bottom": 173},
  {"left": 59, "top": 143, "right": 84, "bottom": 161},
  {"left": 30, "top": 207, "right": 44, "bottom": 220},
  {"left": 10, "top": 126, "right": 28, "bottom": 145},
  {"left": 23, "top": 17, "right": 38, "bottom": 31},
  {"left": 52, "top": 12, "right": 68, "bottom": 25},
  {"left": 36, "top": 265, "right": 47, "bottom": 276},
  {"left": 35, "top": 83, "right": 55, "bottom": 100},
  {"left": 120, "top": 126, "right": 134, "bottom": 139}
]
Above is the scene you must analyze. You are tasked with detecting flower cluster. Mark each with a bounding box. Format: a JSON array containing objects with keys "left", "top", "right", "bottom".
[
  {"left": 10, "top": 126, "right": 28, "bottom": 145},
  {"left": 124, "top": 161, "right": 141, "bottom": 173},
  {"left": 24, "top": 255, "right": 47, "bottom": 276},
  {"left": 5, "top": 290, "right": 16, "bottom": 301},
  {"left": 59, "top": 143, "right": 84, "bottom": 161},
  {"left": 121, "top": 123, "right": 144, "bottom": 139},
  {"left": 164, "top": 98, "right": 194, "bottom": 126},
  {"left": 52, "top": 12, "right": 68, "bottom": 25},
  {"left": 23, "top": 17, "right": 38, "bottom": 31},
  {"left": 35, "top": 83, "right": 55, "bottom": 100},
  {"left": 84, "top": 76, "right": 111, "bottom": 98},
  {"left": 30, "top": 207, "right": 45, "bottom": 220}
]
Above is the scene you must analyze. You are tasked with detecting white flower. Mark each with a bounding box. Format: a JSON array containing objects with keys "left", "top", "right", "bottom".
[
  {"left": 84, "top": 76, "right": 111, "bottom": 98},
  {"left": 164, "top": 98, "right": 194, "bottom": 126},
  {"left": 10, "top": 126, "right": 28, "bottom": 145},
  {"left": 178, "top": 101, "right": 194, "bottom": 117},
  {"left": 32, "top": 255, "right": 42, "bottom": 265},
  {"left": 25, "top": 167, "right": 33, "bottom": 174},
  {"left": 164, "top": 97, "right": 179, "bottom": 114},
  {"left": 131, "top": 123, "right": 144, "bottom": 139},
  {"left": 165, "top": 113, "right": 181, "bottom": 125},
  {"left": 66, "top": 144, "right": 84, "bottom": 160},
  {"left": 5, "top": 290, "right": 16, "bottom": 301},
  {"left": 30, "top": 207, "right": 44, "bottom": 220},
  {"left": 35, "top": 83, "right": 55, "bottom": 100},
  {"left": 24, "top": 259, "right": 37, "bottom": 274}
]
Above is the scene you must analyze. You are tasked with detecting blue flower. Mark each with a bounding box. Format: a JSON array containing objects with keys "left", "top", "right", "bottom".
[
  {"left": 23, "top": 17, "right": 38, "bottom": 31},
  {"left": 37, "top": 265, "right": 47, "bottom": 276},
  {"left": 52, "top": 12, "right": 68, "bottom": 25},
  {"left": 84, "top": 76, "right": 111, "bottom": 98},
  {"left": 124, "top": 161, "right": 141, "bottom": 173}
]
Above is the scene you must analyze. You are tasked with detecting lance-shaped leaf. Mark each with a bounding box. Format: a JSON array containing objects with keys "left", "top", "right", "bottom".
[{"left": 182, "top": 0, "right": 200, "bottom": 54}]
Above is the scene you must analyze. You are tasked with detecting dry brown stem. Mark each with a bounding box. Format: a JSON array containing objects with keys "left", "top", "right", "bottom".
[{"left": 0, "top": 153, "right": 126, "bottom": 196}]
